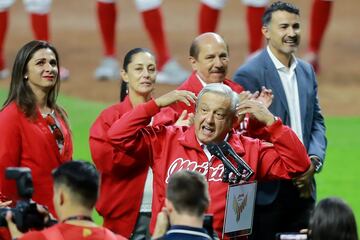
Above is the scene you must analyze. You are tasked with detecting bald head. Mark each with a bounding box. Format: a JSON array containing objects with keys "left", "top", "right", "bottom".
[
  {"left": 189, "top": 32, "right": 230, "bottom": 84},
  {"left": 190, "top": 32, "right": 229, "bottom": 60}
]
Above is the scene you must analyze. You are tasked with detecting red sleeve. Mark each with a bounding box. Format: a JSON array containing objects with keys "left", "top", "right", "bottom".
[
  {"left": 90, "top": 105, "right": 141, "bottom": 172},
  {"left": 90, "top": 110, "right": 119, "bottom": 173},
  {"left": 0, "top": 105, "right": 21, "bottom": 201},
  {"left": 117, "top": 235, "right": 128, "bottom": 240},
  {"left": 153, "top": 106, "right": 179, "bottom": 126},
  {"left": 107, "top": 100, "right": 160, "bottom": 155},
  {"left": 257, "top": 119, "right": 311, "bottom": 180},
  {"left": 20, "top": 231, "right": 47, "bottom": 240}
]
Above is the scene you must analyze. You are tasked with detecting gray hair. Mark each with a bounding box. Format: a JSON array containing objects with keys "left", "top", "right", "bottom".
[{"left": 196, "top": 83, "right": 239, "bottom": 114}]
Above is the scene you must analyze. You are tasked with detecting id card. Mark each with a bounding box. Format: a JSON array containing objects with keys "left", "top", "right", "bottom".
[{"left": 222, "top": 181, "right": 257, "bottom": 239}]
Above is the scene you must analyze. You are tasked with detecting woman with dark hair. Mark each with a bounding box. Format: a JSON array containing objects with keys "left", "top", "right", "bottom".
[
  {"left": 308, "top": 197, "right": 358, "bottom": 240},
  {"left": 90, "top": 47, "right": 194, "bottom": 239},
  {"left": 0, "top": 40, "right": 73, "bottom": 216}
]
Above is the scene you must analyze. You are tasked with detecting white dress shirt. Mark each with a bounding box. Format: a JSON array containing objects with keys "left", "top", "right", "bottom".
[{"left": 267, "top": 46, "right": 303, "bottom": 143}]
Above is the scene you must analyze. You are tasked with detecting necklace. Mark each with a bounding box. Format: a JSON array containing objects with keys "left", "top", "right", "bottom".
[{"left": 62, "top": 215, "right": 93, "bottom": 223}]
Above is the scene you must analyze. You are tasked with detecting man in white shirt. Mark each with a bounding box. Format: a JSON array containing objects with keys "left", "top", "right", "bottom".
[{"left": 233, "top": 1, "right": 327, "bottom": 240}]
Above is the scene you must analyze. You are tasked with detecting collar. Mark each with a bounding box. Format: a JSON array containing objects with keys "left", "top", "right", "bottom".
[
  {"left": 196, "top": 73, "right": 207, "bottom": 87},
  {"left": 123, "top": 95, "right": 134, "bottom": 108},
  {"left": 195, "top": 73, "right": 226, "bottom": 87},
  {"left": 167, "top": 225, "right": 212, "bottom": 239},
  {"left": 266, "top": 45, "right": 297, "bottom": 71}
]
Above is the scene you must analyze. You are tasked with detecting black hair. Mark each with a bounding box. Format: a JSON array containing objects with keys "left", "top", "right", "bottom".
[
  {"left": 167, "top": 170, "right": 209, "bottom": 217},
  {"left": 262, "top": 1, "right": 300, "bottom": 26},
  {"left": 52, "top": 160, "right": 99, "bottom": 209},
  {"left": 309, "top": 197, "right": 358, "bottom": 240},
  {"left": 120, "top": 48, "right": 154, "bottom": 102}
]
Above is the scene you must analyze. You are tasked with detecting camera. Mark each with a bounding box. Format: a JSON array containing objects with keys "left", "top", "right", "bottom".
[
  {"left": 0, "top": 167, "right": 51, "bottom": 232},
  {"left": 203, "top": 214, "right": 214, "bottom": 239},
  {"left": 276, "top": 232, "right": 308, "bottom": 240}
]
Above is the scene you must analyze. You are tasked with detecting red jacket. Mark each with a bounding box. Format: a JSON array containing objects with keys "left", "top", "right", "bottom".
[
  {"left": 107, "top": 100, "right": 310, "bottom": 239},
  {"left": 0, "top": 102, "right": 72, "bottom": 215},
  {"left": 89, "top": 96, "right": 177, "bottom": 238},
  {"left": 171, "top": 72, "right": 244, "bottom": 114},
  {"left": 19, "top": 223, "right": 127, "bottom": 240}
]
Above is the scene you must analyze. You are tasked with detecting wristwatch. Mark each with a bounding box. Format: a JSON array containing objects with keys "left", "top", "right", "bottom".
[{"left": 310, "top": 155, "right": 323, "bottom": 173}]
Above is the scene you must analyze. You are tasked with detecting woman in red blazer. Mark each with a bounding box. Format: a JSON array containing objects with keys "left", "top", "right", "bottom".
[
  {"left": 0, "top": 40, "right": 73, "bottom": 218},
  {"left": 90, "top": 48, "right": 194, "bottom": 239}
]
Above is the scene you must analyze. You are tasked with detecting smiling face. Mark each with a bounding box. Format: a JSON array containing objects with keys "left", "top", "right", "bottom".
[
  {"left": 194, "top": 92, "right": 234, "bottom": 144},
  {"left": 26, "top": 48, "right": 58, "bottom": 93},
  {"left": 190, "top": 34, "right": 229, "bottom": 84},
  {"left": 262, "top": 10, "right": 301, "bottom": 65},
  {"left": 121, "top": 51, "right": 156, "bottom": 97}
]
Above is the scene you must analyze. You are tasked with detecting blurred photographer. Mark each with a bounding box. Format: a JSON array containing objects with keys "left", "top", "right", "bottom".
[
  {"left": 152, "top": 170, "right": 212, "bottom": 240},
  {"left": 5, "top": 161, "right": 127, "bottom": 240},
  {"left": 276, "top": 197, "right": 358, "bottom": 240}
]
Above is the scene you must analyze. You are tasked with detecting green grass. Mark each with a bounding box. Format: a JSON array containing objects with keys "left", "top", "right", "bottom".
[
  {"left": 0, "top": 88, "right": 359, "bottom": 230},
  {"left": 315, "top": 117, "right": 360, "bottom": 228},
  {"left": 56, "top": 96, "right": 107, "bottom": 161}
]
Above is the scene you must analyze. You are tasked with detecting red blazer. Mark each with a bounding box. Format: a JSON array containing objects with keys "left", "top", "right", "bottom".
[
  {"left": 171, "top": 72, "right": 244, "bottom": 114},
  {"left": 106, "top": 100, "right": 310, "bottom": 239},
  {"left": 89, "top": 96, "right": 177, "bottom": 238},
  {"left": 0, "top": 102, "right": 73, "bottom": 215}
]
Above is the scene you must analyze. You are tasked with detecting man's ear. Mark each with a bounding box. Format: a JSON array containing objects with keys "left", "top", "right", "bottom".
[
  {"left": 59, "top": 191, "right": 65, "bottom": 206},
  {"left": 188, "top": 56, "right": 197, "bottom": 71},
  {"left": 165, "top": 198, "right": 174, "bottom": 213},
  {"left": 262, "top": 26, "right": 270, "bottom": 40},
  {"left": 121, "top": 69, "right": 129, "bottom": 83}
]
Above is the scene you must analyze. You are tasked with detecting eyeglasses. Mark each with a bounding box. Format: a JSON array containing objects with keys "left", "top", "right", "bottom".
[{"left": 44, "top": 114, "right": 64, "bottom": 146}]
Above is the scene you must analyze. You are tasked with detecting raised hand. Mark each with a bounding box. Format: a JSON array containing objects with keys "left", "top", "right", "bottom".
[
  {"left": 155, "top": 90, "right": 197, "bottom": 108},
  {"left": 238, "top": 91, "right": 253, "bottom": 103},
  {"left": 256, "top": 86, "right": 274, "bottom": 108},
  {"left": 175, "top": 110, "right": 195, "bottom": 127},
  {"left": 237, "top": 99, "right": 275, "bottom": 126}
]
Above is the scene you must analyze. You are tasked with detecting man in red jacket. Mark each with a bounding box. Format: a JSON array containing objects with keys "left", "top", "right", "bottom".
[
  {"left": 107, "top": 83, "right": 310, "bottom": 239},
  {"left": 172, "top": 32, "right": 272, "bottom": 119},
  {"left": 172, "top": 32, "right": 244, "bottom": 115}
]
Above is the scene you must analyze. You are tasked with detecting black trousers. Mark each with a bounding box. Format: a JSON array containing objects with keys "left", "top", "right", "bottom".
[{"left": 249, "top": 181, "right": 315, "bottom": 240}]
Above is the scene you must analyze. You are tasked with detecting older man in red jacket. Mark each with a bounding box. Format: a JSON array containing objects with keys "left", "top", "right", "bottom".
[{"left": 107, "top": 83, "right": 310, "bottom": 239}]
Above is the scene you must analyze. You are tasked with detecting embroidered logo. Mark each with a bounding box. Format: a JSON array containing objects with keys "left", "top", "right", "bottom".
[
  {"left": 232, "top": 193, "right": 248, "bottom": 222},
  {"left": 165, "top": 158, "right": 225, "bottom": 183}
]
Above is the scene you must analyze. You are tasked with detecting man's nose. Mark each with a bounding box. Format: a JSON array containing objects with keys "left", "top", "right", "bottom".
[
  {"left": 288, "top": 27, "right": 297, "bottom": 37},
  {"left": 205, "top": 113, "right": 215, "bottom": 123},
  {"left": 214, "top": 56, "right": 223, "bottom": 67}
]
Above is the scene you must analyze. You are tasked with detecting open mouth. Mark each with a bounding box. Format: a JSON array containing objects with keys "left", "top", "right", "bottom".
[
  {"left": 202, "top": 125, "right": 215, "bottom": 136},
  {"left": 210, "top": 70, "right": 225, "bottom": 74},
  {"left": 284, "top": 38, "right": 298, "bottom": 46}
]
